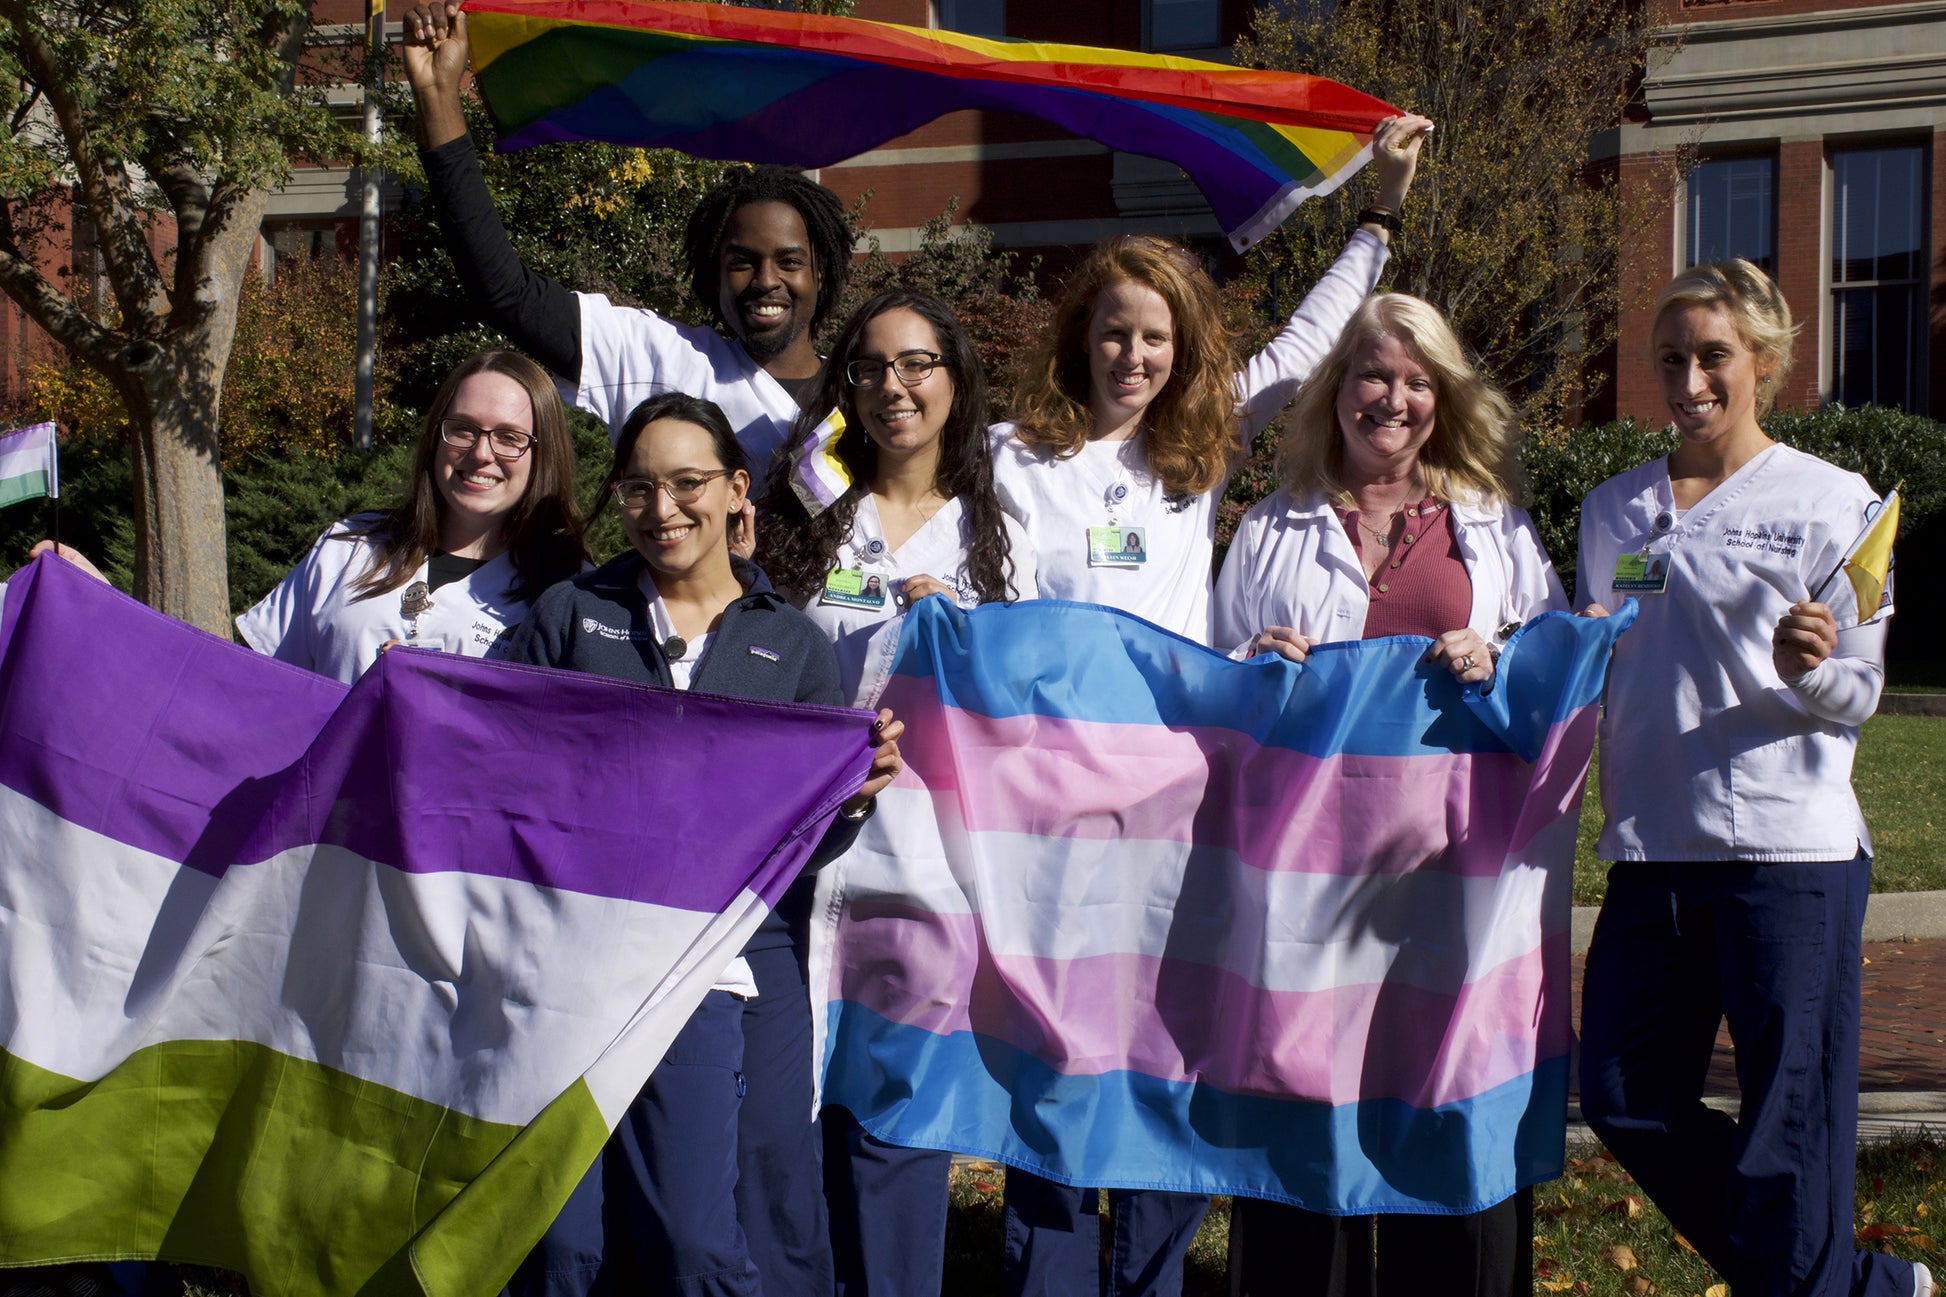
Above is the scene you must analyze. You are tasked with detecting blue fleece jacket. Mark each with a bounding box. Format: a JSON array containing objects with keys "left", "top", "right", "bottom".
[{"left": 505, "top": 550, "right": 872, "bottom": 951}]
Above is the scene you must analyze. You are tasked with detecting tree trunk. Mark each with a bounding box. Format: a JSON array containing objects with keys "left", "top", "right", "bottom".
[
  {"left": 129, "top": 372, "right": 232, "bottom": 635},
  {"left": 124, "top": 186, "right": 268, "bottom": 635}
]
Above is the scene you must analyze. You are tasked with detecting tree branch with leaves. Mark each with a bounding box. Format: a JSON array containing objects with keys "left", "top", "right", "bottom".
[{"left": 0, "top": 0, "right": 349, "bottom": 630}]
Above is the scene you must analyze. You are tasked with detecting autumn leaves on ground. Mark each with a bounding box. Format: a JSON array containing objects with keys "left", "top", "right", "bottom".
[{"left": 936, "top": 1138, "right": 1946, "bottom": 1296}]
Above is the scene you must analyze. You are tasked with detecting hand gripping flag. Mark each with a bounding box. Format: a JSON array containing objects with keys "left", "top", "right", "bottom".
[
  {"left": 0, "top": 555, "right": 874, "bottom": 1296},
  {"left": 810, "top": 596, "right": 1634, "bottom": 1214},
  {"left": 462, "top": 0, "right": 1402, "bottom": 251}
]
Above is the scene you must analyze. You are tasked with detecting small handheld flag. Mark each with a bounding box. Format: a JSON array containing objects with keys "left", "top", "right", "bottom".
[
  {"left": 0, "top": 422, "right": 57, "bottom": 509},
  {"left": 788, "top": 410, "right": 854, "bottom": 519},
  {"left": 1812, "top": 489, "right": 1898, "bottom": 623}
]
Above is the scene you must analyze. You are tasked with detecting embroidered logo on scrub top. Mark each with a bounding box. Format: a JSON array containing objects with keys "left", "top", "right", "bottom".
[{"left": 1719, "top": 525, "right": 1804, "bottom": 558}]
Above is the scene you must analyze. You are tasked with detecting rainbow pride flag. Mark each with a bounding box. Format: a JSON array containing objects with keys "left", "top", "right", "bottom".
[
  {"left": 811, "top": 597, "right": 1633, "bottom": 1212},
  {"left": 463, "top": 0, "right": 1401, "bottom": 251},
  {"left": 0, "top": 555, "right": 873, "bottom": 1296}
]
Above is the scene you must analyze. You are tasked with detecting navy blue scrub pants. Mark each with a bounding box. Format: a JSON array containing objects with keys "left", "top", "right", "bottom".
[
  {"left": 735, "top": 943, "right": 834, "bottom": 1297},
  {"left": 512, "top": 944, "right": 833, "bottom": 1297},
  {"left": 1223, "top": 1191, "right": 1532, "bottom": 1296},
  {"left": 823, "top": 1106, "right": 952, "bottom": 1296},
  {"left": 1579, "top": 853, "right": 1918, "bottom": 1297},
  {"left": 1002, "top": 1172, "right": 1209, "bottom": 1297},
  {"left": 512, "top": 989, "right": 759, "bottom": 1297}
]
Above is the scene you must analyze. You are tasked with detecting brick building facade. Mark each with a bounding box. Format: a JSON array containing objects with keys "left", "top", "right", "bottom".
[
  {"left": 8, "top": 0, "right": 1942, "bottom": 426},
  {"left": 1606, "top": 0, "right": 1946, "bottom": 423}
]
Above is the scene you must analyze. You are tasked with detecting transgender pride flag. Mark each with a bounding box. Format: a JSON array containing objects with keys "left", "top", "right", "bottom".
[
  {"left": 812, "top": 597, "right": 1631, "bottom": 1214},
  {"left": 0, "top": 555, "right": 873, "bottom": 1296}
]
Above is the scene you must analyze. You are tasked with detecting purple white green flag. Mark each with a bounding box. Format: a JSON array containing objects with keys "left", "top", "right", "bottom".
[
  {"left": 0, "top": 421, "right": 57, "bottom": 508},
  {"left": 0, "top": 554, "right": 874, "bottom": 1296}
]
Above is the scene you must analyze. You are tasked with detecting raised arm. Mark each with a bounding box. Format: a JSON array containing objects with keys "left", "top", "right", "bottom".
[
  {"left": 1235, "top": 114, "right": 1433, "bottom": 439},
  {"left": 404, "top": 2, "right": 582, "bottom": 380}
]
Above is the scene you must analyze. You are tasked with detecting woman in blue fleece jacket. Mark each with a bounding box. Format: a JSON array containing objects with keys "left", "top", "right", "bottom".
[{"left": 505, "top": 391, "right": 903, "bottom": 1297}]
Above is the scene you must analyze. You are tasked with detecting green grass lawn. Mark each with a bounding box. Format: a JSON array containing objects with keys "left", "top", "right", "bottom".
[
  {"left": 943, "top": 1141, "right": 1946, "bottom": 1296},
  {"left": 1572, "top": 713, "right": 1946, "bottom": 905}
]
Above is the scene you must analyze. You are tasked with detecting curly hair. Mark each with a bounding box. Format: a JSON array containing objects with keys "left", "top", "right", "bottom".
[
  {"left": 1009, "top": 235, "right": 1240, "bottom": 496},
  {"left": 1278, "top": 293, "right": 1526, "bottom": 509},
  {"left": 348, "top": 350, "right": 586, "bottom": 604},
  {"left": 756, "top": 291, "right": 1022, "bottom": 605},
  {"left": 682, "top": 165, "right": 852, "bottom": 338},
  {"left": 1653, "top": 259, "right": 1798, "bottom": 417}
]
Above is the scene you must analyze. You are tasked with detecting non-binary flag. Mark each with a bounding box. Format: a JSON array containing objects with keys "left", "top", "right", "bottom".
[
  {"left": 811, "top": 596, "right": 1633, "bottom": 1214},
  {"left": 788, "top": 409, "right": 855, "bottom": 519},
  {"left": 462, "top": 0, "right": 1401, "bottom": 251},
  {"left": 0, "top": 554, "right": 874, "bottom": 1296}
]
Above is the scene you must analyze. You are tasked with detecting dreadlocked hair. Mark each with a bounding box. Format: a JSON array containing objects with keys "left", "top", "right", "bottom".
[
  {"left": 1010, "top": 235, "right": 1240, "bottom": 496},
  {"left": 682, "top": 165, "right": 852, "bottom": 336},
  {"left": 756, "top": 291, "right": 1023, "bottom": 606},
  {"left": 347, "top": 350, "right": 587, "bottom": 605}
]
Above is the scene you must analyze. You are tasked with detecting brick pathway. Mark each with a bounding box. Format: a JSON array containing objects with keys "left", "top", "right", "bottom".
[{"left": 1569, "top": 938, "right": 1946, "bottom": 1098}]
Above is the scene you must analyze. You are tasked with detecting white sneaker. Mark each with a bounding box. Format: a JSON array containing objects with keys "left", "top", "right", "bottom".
[{"left": 1916, "top": 1260, "right": 1935, "bottom": 1297}]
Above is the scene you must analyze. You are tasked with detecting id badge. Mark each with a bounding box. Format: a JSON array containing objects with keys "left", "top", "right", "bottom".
[
  {"left": 820, "top": 567, "right": 889, "bottom": 609},
  {"left": 1612, "top": 551, "right": 1671, "bottom": 594},
  {"left": 1087, "top": 525, "right": 1148, "bottom": 567}
]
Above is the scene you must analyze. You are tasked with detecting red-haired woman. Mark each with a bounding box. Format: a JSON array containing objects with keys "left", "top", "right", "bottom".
[{"left": 991, "top": 114, "right": 1432, "bottom": 1297}]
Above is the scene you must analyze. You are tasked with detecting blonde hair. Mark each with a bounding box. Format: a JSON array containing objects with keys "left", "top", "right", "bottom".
[
  {"left": 1652, "top": 259, "right": 1797, "bottom": 417},
  {"left": 1010, "top": 236, "right": 1240, "bottom": 496},
  {"left": 1279, "top": 293, "right": 1525, "bottom": 508}
]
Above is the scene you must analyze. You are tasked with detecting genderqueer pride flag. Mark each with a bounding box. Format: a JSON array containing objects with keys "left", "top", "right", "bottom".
[
  {"left": 0, "top": 554, "right": 874, "bottom": 1296},
  {"left": 463, "top": 0, "right": 1400, "bottom": 251},
  {"left": 0, "top": 421, "right": 57, "bottom": 508},
  {"left": 811, "top": 597, "right": 1634, "bottom": 1214}
]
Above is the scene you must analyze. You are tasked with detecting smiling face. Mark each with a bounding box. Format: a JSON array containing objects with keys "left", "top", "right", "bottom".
[
  {"left": 1653, "top": 301, "right": 1770, "bottom": 451},
  {"left": 850, "top": 307, "right": 953, "bottom": 473},
  {"left": 618, "top": 417, "right": 749, "bottom": 580},
  {"left": 433, "top": 371, "right": 535, "bottom": 555},
  {"left": 1085, "top": 279, "right": 1176, "bottom": 439},
  {"left": 718, "top": 200, "right": 819, "bottom": 364},
  {"left": 1333, "top": 332, "right": 1438, "bottom": 485}
]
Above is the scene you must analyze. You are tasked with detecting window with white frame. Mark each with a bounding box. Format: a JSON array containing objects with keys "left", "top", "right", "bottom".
[
  {"left": 1831, "top": 144, "right": 1926, "bottom": 411},
  {"left": 1686, "top": 155, "right": 1775, "bottom": 272},
  {"left": 1145, "top": 0, "right": 1220, "bottom": 50}
]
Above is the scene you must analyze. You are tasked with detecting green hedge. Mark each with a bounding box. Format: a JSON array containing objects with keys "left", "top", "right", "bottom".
[
  {"left": 1520, "top": 404, "right": 1946, "bottom": 604},
  {"left": 11, "top": 403, "right": 1943, "bottom": 625}
]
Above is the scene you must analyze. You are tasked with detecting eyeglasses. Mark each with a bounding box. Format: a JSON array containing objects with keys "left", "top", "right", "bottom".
[
  {"left": 439, "top": 418, "right": 537, "bottom": 458},
  {"left": 613, "top": 470, "right": 732, "bottom": 508},
  {"left": 845, "top": 350, "right": 944, "bottom": 388}
]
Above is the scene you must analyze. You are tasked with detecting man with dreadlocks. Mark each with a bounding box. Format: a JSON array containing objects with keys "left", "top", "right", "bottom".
[
  {"left": 404, "top": 1, "right": 850, "bottom": 477},
  {"left": 404, "top": 7, "right": 852, "bottom": 1296}
]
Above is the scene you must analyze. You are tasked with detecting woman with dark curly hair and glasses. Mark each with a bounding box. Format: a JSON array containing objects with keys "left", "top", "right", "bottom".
[{"left": 757, "top": 289, "right": 1035, "bottom": 1297}]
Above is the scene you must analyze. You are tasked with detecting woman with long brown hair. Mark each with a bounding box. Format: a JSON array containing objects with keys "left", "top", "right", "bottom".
[{"left": 237, "top": 349, "right": 587, "bottom": 682}]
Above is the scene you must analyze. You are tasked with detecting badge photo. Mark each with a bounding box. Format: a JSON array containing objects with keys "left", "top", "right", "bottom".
[
  {"left": 1087, "top": 525, "right": 1148, "bottom": 567},
  {"left": 1612, "top": 551, "right": 1671, "bottom": 594},
  {"left": 821, "top": 567, "right": 889, "bottom": 609}
]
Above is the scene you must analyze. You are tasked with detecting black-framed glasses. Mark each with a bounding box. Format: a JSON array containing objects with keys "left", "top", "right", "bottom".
[
  {"left": 439, "top": 418, "right": 537, "bottom": 458},
  {"left": 613, "top": 470, "right": 731, "bottom": 509},
  {"left": 845, "top": 350, "right": 944, "bottom": 388}
]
